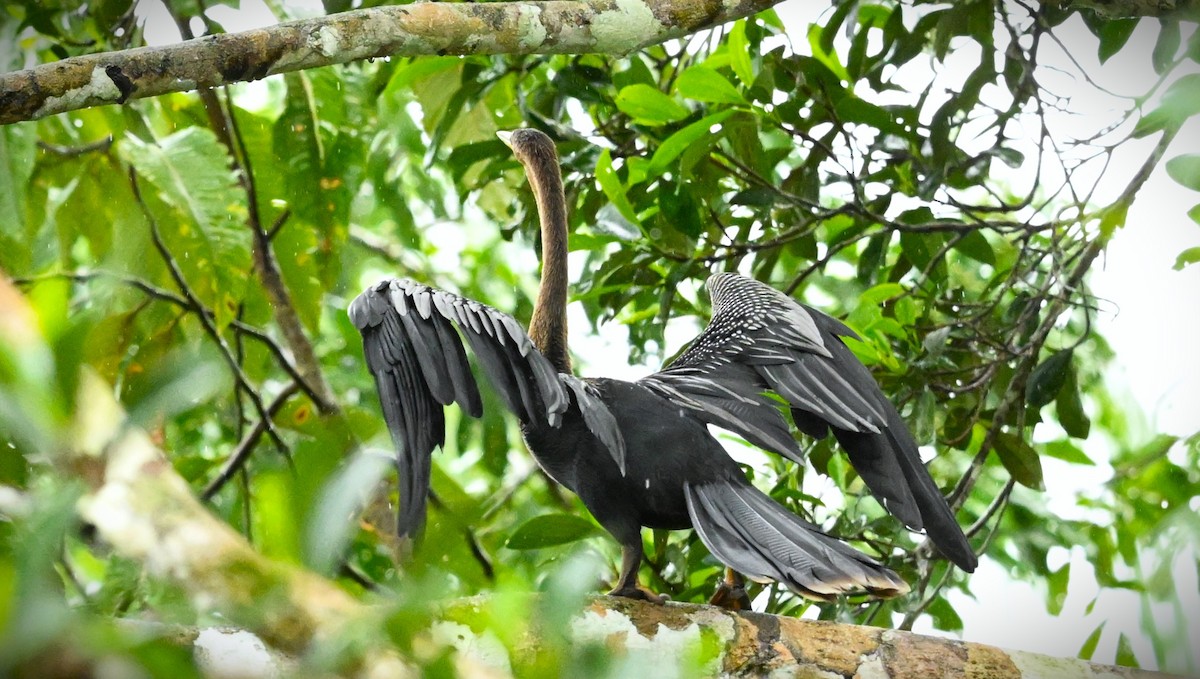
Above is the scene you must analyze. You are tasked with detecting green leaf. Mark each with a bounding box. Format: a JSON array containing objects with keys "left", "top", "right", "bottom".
[
  {"left": 1152, "top": 20, "right": 1181, "bottom": 74},
  {"left": 676, "top": 66, "right": 746, "bottom": 105},
  {"left": 860, "top": 282, "right": 905, "bottom": 306},
  {"left": 1098, "top": 18, "right": 1139, "bottom": 64},
  {"left": 1166, "top": 153, "right": 1200, "bottom": 191},
  {"left": 1079, "top": 622, "right": 1105, "bottom": 660},
  {"left": 727, "top": 20, "right": 754, "bottom": 87},
  {"left": 835, "top": 97, "right": 905, "bottom": 136},
  {"left": 1174, "top": 246, "right": 1200, "bottom": 270},
  {"left": 649, "top": 109, "right": 736, "bottom": 175},
  {"left": 952, "top": 229, "right": 995, "bottom": 265},
  {"left": 1043, "top": 439, "right": 1095, "bottom": 466},
  {"left": 1116, "top": 633, "right": 1140, "bottom": 668},
  {"left": 595, "top": 149, "right": 640, "bottom": 227},
  {"left": 505, "top": 513, "right": 601, "bottom": 550},
  {"left": 925, "top": 596, "right": 963, "bottom": 633},
  {"left": 0, "top": 123, "right": 36, "bottom": 251},
  {"left": 614, "top": 84, "right": 690, "bottom": 125},
  {"left": 1026, "top": 349, "right": 1073, "bottom": 408},
  {"left": 1135, "top": 73, "right": 1200, "bottom": 138},
  {"left": 1055, "top": 365, "right": 1091, "bottom": 438},
  {"left": 118, "top": 128, "right": 251, "bottom": 328},
  {"left": 1046, "top": 563, "right": 1070, "bottom": 615},
  {"left": 807, "top": 23, "right": 850, "bottom": 82},
  {"left": 993, "top": 431, "right": 1045, "bottom": 490},
  {"left": 1189, "top": 203, "right": 1200, "bottom": 226},
  {"left": 1099, "top": 202, "right": 1128, "bottom": 238}
]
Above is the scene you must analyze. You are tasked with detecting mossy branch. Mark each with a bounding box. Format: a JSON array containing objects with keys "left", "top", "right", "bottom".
[{"left": 0, "top": 0, "right": 781, "bottom": 125}]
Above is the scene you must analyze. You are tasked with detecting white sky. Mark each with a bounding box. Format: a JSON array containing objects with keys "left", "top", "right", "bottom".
[{"left": 131, "top": 0, "right": 1200, "bottom": 671}]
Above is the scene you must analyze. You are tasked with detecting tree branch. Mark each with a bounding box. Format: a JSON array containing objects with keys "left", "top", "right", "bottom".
[
  {"left": 0, "top": 0, "right": 784, "bottom": 125},
  {"left": 1046, "top": 0, "right": 1200, "bottom": 19}
]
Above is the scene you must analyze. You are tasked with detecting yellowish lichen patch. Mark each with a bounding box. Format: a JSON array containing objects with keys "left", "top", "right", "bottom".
[{"left": 590, "top": 0, "right": 664, "bottom": 54}]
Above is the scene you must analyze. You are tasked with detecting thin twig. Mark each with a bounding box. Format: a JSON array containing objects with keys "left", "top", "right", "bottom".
[
  {"left": 202, "top": 382, "right": 302, "bottom": 500},
  {"left": 128, "top": 168, "right": 290, "bottom": 457}
]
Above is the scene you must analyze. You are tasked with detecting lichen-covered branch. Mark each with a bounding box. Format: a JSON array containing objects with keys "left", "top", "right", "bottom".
[
  {"left": 443, "top": 596, "right": 1188, "bottom": 679},
  {"left": 1045, "top": 0, "right": 1199, "bottom": 18},
  {"left": 0, "top": 0, "right": 782, "bottom": 125},
  {"left": 63, "top": 368, "right": 410, "bottom": 678}
]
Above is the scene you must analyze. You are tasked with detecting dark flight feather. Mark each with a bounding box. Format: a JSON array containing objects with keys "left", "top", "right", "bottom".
[
  {"left": 644, "top": 272, "right": 977, "bottom": 572},
  {"left": 350, "top": 278, "right": 625, "bottom": 538}
]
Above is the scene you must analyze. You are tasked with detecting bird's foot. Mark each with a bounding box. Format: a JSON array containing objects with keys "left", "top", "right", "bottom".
[
  {"left": 708, "top": 580, "right": 752, "bottom": 611},
  {"left": 608, "top": 584, "right": 670, "bottom": 605}
]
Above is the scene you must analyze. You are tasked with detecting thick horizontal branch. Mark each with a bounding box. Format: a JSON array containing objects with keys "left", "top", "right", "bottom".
[
  {"left": 66, "top": 369, "right": 409, "bottom": 677},
  {"left": 0, "top": 0, "right": 780, "bottom": 125},
  {"left": 1047, "top": 0, "right": 1200, "bottom": 18},
  {"left": 448, "top": 596, "right": 1187, "bottom": 678}
]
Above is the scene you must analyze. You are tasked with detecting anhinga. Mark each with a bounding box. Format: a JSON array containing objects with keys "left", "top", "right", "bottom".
[{"left": 350, "top": 128, "right": 977, "bottom": 606}]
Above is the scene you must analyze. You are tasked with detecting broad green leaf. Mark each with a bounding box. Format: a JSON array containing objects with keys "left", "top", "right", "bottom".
[
  {"left": 1043, "top": 439, "right": 1095, "bottom": 466},
  {"left": 953, "top": 230, "right": 995, "bottom": 265},
  {"left": 1026, "top": 349, "right": 1074, "bottom": 408},
  {"left": 807, "top": 23, "right": 850, "bottom": 82},
  {"left": 1174, "top": 245, "right": 1200, "bottom": 270},
  {"left": 1152, "top": 19, "right": 1181, "bottom": 74},
  {"left": 819, "top": 0, "right": 855, "bottom": 56},
  {"left": 1165, "top": 153, "right": 1200, "bottom": 191},
  {"left": 614, "top": 84, "right": 690, "bottom": 125},
  {"left": 505, "top": 513, "right": 601, "bottom": 550},
  {"left": 835, "top": 97, "right": 904, "bottom": 136},
  {"left": 1134, "top": 72, "right": 1200, "bottom": 138},
  {"left": 860, "top": 282, "right": 905, "bottom": 306},
  {"left": 727, "top": 20, "right": 754, "bottom": 87},
  {"left": 595, "top": 149, "right": 640, "bottom": 227},
  {"left": 676, "top": 66, "right": 746, "bottom": 105},
  {"left": 1055, "top": 365, "right": 1091, "bottom": 438},
  {"left": 925, "top": 596, "right": 963, "bottom": 633},
  {"left": 275, "top": 72, "right": 354, "bottom": 246},
  {"left": 1098, "top": 18, "right": 1138, "bottom": 64},
  {"left": 0, "top": 122, "right": 36, "bottom": 252},
  {"left": 993, "top": 430, "right": 1045, "bottom": 490},
  {"left": 117, "top": 128, "right": 251, "bottom": 329},
  {"left": 649, "top": 109, "right": 736, "bottom": 174},
  {"left": 899, "top": 231, "right": 945, "bottom": 271},
  {"left": 1189, "top": 203, "right": 1200, "bottom": 226}
]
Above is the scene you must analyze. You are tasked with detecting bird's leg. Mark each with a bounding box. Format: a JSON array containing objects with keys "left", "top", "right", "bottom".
[
  {"left": 708, "top": 567, "right": 752, "bottom": 611},
  {"left": 607, "top": 543, "right": 668, "bottom": 604}
]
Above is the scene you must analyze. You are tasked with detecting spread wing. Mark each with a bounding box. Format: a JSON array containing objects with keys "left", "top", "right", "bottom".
[
  {"left": 350, "top": 278, "right": 624, "bottom": 539},
  {"left": 640, "top": 272, "right": 976, "bottom": 572}
]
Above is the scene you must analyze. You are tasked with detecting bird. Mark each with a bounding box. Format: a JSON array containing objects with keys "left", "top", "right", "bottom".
[{"left": 349, "top": 128, "right": 977, "bottom": 606}]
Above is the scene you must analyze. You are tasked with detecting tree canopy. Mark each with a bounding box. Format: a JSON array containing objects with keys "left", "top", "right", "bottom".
[{"left": 1, "top": 0, "right": 1198, "bottom": 676}]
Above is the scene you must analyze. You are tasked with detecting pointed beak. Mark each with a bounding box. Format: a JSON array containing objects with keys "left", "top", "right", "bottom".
[{"left": 496, "top": 130, "right": 514, "bottom": 148}]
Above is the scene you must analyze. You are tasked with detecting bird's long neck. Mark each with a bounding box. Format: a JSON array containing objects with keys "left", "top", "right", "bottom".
[{"left": 525, "top": 151, "right": 572, "bottom": 374}]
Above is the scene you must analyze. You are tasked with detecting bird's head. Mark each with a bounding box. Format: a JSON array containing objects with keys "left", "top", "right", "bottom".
[{"left": 497, "top": 128, "right": 558, "bottom": 169}]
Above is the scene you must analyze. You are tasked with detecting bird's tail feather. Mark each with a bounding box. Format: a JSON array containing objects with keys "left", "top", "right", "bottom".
[{"left": 685, "top": 481, "right": 908, "bottom": 601}]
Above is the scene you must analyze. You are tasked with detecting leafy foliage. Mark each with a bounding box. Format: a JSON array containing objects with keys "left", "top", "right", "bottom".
[{"left": 1, "top": 0, "right": 1198, "bottom": 676}]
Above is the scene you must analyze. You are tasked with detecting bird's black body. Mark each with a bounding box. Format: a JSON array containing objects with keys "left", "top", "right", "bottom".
[
  {"left": 523, "top": 377, "right": 732, "bottom": 536},
  {"left": 351, "top": 128, "right": 975, "bottom": 607}
]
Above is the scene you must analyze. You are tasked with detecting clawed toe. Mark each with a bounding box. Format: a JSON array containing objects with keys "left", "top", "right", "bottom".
[
  {"left": 709, "top": 581, "right": 752, "bottom": 611},
  {"left": 608, "top": 585, "right": 669, "bottom": 605}
]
